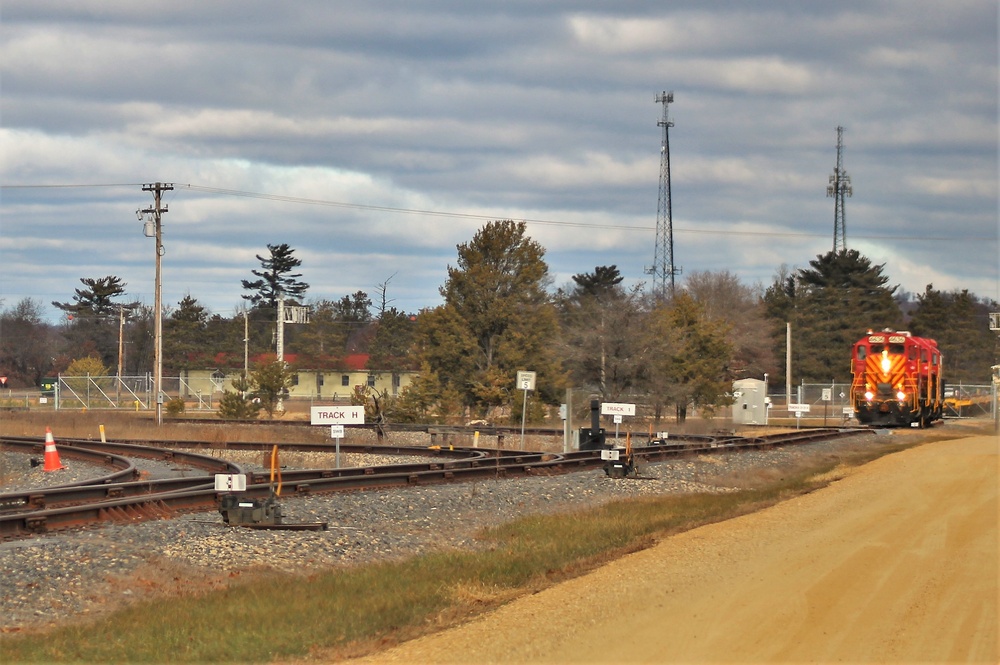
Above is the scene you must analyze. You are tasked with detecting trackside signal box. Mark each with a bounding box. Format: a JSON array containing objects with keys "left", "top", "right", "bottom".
[{"left": 578, "top": 399, "right": 606, "bottom": 450}]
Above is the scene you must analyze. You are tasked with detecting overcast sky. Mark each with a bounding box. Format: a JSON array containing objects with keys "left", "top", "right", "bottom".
[{"left": 2, "top": 0, "right": 997, "bottom": 324}]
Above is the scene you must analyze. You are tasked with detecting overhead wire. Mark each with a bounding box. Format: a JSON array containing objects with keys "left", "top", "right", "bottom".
[{"left": 1, "top": 181, "right": 990, "bottom": 242}]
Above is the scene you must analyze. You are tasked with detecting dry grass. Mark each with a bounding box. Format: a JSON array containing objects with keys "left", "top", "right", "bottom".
[{"left": 0, "top": 410, "right": 333, "bottom": 445}]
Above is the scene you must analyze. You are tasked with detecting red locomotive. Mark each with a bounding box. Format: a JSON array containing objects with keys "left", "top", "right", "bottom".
[{"left": 850, "top": 329, "right": 944, "bottom": 427}]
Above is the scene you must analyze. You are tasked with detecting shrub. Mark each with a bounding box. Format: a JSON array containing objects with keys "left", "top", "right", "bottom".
[{"left": 164, "top": 397, "right": 186, "bottom": 415}]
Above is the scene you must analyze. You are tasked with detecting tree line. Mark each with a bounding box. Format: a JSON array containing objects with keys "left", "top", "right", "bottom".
[{"left": 0, "top": 223, "right": 996, "bottom": 423}]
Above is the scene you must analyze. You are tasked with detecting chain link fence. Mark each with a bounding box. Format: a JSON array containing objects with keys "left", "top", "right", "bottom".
[{"left": 3, "top": 375, "right": 995, "bottom": 422}]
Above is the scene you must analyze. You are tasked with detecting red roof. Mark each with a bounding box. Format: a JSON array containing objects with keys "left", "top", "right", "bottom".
[
  {"left": 247, "top": 352, "right": 369, "bottom": 371},
  {"left": 343, "top": 354, "right": 369, "bottom": 371}
]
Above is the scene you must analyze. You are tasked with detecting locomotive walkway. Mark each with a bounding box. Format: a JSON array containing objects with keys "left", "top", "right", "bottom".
[{"left": 356, "top": 432, "right": 998, "bottom": 663}]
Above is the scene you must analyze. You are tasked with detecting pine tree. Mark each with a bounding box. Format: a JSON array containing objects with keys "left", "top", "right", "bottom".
[
  {"left": 241, "top": 243, "right": 309, "bottom": 310},
  {"left": 909, "top": 284, "right": 999, "bottom": 383},
  {"left": 557, "top": 266, "right": 645, "bottom": 401},
  {"left": 163, "top": 295, "right": 209, "bottom": 371},
  {"left": 417, "top": 220, "right": 563, "bottom": 420},
  {"left": 51, "top": 276, "right": 139, "bottom": 370},
  {"left": 764, "top": 250, "right": 903, "bottom": 384}
]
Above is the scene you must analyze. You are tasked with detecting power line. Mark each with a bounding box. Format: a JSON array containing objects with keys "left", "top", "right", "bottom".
[{"left": 1, "top": 182, "right": 987, "bottom": 243}]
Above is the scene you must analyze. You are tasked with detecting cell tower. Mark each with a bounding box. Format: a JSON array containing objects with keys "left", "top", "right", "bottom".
[
  {"left": 827, "top": 126, "right": 853, "bottom": 253},
  {"left": 646, "top": 90, "right": 680, "bottom": 298}
]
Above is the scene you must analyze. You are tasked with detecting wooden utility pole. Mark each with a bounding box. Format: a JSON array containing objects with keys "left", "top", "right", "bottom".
[{"left": 140, "top": 182, "right": 173, "bottom": 425}]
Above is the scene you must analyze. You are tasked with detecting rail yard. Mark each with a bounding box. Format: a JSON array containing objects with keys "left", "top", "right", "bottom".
[{"left": 1, "top": 415, "right": 994, "bottom": 663}]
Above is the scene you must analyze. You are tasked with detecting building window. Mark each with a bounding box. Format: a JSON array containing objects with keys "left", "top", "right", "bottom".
[
  {"left": 367, "top": 374, "right": 376, "bottom": 388},
  {"left": 341, "top": 375, "right": 350, "bottom": 387},
  {"left": 291, "top": 374, "right": 299, "bottom": 386}
]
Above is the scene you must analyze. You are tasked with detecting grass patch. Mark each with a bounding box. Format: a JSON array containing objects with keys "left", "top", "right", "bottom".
[{"left": 1, "top": 425, "right": 989, "bottom": 663}]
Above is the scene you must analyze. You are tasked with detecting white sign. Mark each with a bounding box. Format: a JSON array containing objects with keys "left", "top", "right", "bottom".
[
  {"left": 843, "top": 407, "right": 855, "bottom": 415},
  {"left": 600, "top": 448, "right": 621, "bottom": 461},
  {"left": 559, "top": 404, "right": 567, "bottom": 420},
  {"left": 214, "top": 474, "right": 247, "bottom": 492},
  {"left": 613, "top": 414, "right": 623, "bottom": 424},
  {"left": 601, "top": 402, "right": 636, "bottom": 416},
  {"left": 516, "top": 370, "right": 536, "bottom": 391},
  {"left": 330, "top": 425, "right": 345, "bottom": 438},
  {"left": 788, "top": 403, "right": 811, "bottom": 413},
  {"left": 284, "top": 306, "right": 310, "bottom": 324},
  {"left": 311, "top": 406, "right": 365, "bottom": 425},
  {"left": 821, "top": 388, "right": 832, "bottom": 401}
]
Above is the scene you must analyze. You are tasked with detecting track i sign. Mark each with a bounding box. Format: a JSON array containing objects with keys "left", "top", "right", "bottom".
[{"left": 601, "top": 402, "right": 636, "bottom": 416}]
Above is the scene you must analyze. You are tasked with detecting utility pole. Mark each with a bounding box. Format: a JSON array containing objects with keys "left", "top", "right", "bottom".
[
  {"left": 646, "top": 91, "right": 681, "bottom": 299},
  {"left": 243, "top": 308, "right": 249, "bottom": 395},
  {"left": 827, "top": 126, "right": 852, "bottom": 253},
  {"left": 139, "top": 182, "right": 173, "bottom": 425}
]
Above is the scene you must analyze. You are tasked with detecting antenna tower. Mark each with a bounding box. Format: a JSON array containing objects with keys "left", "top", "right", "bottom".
[
  {"left": 827, "top": 126, "right": 852, "bottom": 253},
  {"left": 646, "top": 90, "right": 680, "bottom": 297}
]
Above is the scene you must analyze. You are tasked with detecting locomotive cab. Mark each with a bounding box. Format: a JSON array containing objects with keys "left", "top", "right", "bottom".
[{"left": 851, "top": 329, "right": 944, "bottom": 428}]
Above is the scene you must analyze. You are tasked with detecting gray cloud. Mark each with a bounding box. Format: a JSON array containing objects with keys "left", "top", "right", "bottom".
[{"left": 1, "top": 0, "right": 996, "bottom": 323}]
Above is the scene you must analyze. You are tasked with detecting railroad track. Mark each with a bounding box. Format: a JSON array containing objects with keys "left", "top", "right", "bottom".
[{"left": 0, "top": 428, "right": 860, "bottom": 540}]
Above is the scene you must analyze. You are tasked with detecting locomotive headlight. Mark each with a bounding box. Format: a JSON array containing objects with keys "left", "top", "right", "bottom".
[
  {"left": 896, "top": 391, "right": 906, "bottom": 402},
  {"left": 881, "top": 355, "right": 891, "bottom": 373},
  {"left": 865, "top": 391, "right": 874, "bottom": 401}
]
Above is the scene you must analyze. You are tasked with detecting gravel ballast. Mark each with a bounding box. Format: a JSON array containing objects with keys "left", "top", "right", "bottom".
[{"left": 0, "top": 434, "right": 880, "bottom": 633}]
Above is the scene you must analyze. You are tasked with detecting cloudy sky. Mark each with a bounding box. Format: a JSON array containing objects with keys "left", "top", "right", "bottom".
[{"left": 2, "top": 0, "right": 997, "bottom": 324}]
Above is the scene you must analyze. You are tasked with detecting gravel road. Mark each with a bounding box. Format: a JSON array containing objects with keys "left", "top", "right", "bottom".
[{"left": 355, "top": 432, "right": 998, "bottom": 664}]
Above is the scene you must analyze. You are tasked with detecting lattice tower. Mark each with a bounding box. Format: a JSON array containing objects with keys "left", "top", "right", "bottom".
[
  {"left": 646, "top": 91, "right": 680, "bottom": 297},
  {"left": 827, "top": 126, "right": 853, "bottom": 253}
]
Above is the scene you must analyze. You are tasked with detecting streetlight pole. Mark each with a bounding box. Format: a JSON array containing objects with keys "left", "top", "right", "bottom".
[{"left": 140, "top": 183, "right": 172, "bottom": 425}]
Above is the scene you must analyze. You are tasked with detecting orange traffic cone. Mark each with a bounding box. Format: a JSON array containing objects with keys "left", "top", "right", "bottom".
[{"left": 43, "top": 427, "right": 65, "bottom": 472}]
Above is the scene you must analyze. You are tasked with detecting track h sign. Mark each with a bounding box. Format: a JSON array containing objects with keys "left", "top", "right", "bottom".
[{"left": 311, "top": 406, "right": 365, "bottom": 425}]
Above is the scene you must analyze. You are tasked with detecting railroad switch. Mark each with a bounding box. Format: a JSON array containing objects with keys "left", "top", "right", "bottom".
[
  {"left": 215, "top": 445, "right": 328, "bottom": 531},
  {"left": 601, "top": 446, "right": 638, "bottom": 479},
  {"left": 219, "top": 492, "right": 284, "bottom": 527}
]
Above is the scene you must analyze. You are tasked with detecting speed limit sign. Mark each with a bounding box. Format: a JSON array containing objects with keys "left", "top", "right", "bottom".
[{"left": 516, "top": 371, "right": 536, "bottom": 391}]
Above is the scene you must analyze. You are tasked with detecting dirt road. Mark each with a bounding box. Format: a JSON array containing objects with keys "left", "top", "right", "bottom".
[{"left": 357, "top": 434, "right": 998, "bottom": 663}]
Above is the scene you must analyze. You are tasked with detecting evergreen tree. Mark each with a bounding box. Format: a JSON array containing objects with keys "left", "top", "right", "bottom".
[
  {"left": 52, "top": 275, "right": 135, "bottom": 317},
  {"left": 909, "top": 284, "right": 999, "bottom": 383},
  {"left": 51, "top": 276, "right": 139, "bottom": 370},
  {"left": 292, "top": 292, "right": 373, "bottom": 363},
  {"left": 163, "top": 295, "right": 209, "bottom": 371},
  {"left": 571, "top": 265, "right": 624, "bottom": 297},
  {"left": 417, "top": 220, "right": 563, "bottom": 420},
  {"left": 241, "top": 243, "right": 309, "bottom": 310},
  {"left": 557, "top": 266, "right": 646, "bottom": 401},
  {"left": 764, "top": 250, "right": 902, "bottom": 384},
  {"left": 250, "top": 357, "right": 295, "bottom": 418},
  {"left": 368, "top": 308, "right": 418, "bottom": 373},
  {"left": 217, "top": 373, "right": 262, "bottom": 420}
]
